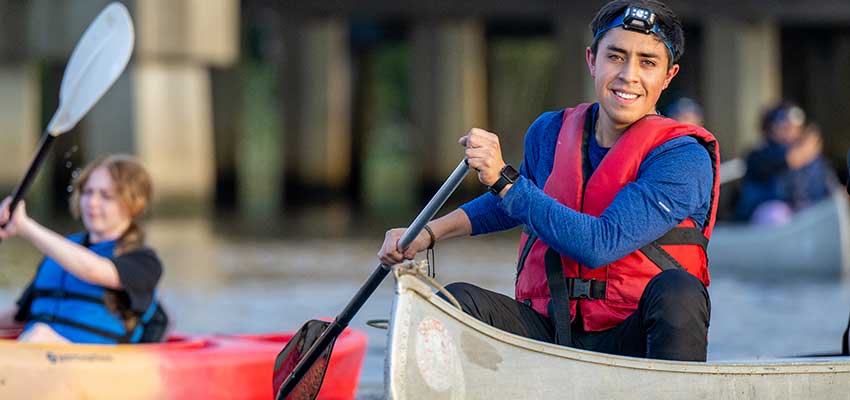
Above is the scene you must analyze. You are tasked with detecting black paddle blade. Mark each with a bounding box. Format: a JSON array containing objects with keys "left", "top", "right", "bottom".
[{"left": 273, "top": 319, "right": 336, "bottom": 400}]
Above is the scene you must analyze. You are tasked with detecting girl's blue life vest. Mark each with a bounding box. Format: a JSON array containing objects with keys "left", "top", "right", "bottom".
[{"left": 23, "top": 233, "right": 159, "bottom": 344}]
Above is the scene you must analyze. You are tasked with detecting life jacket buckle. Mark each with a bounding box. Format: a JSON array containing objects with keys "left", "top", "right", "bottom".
[
  {"left": 566, "top": 278, "right": 605, "bottom": 300},
  {"left": 571, "top": 279, "right": 592, "bottom": 298}
]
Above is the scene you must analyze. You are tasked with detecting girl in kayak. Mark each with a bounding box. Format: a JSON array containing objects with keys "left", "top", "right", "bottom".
[{"left": 0, "top": 155, "right": 166, "bottom": 344}]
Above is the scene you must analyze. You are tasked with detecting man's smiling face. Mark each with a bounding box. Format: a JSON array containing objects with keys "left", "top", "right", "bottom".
[{"left": 587, "top": 27, "right": 679, "bottom": 130}]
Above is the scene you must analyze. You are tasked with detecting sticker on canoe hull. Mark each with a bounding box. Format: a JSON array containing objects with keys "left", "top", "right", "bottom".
[{"left": 415, "top": 317, "right": 458, "bottom": 392}]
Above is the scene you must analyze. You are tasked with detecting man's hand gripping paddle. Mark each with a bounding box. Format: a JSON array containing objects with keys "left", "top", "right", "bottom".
[
  {"left": 273, "top": 158, "right": 471, "bottom": 400},
  {"left": 0, "top": 3, "right": 134, "bottom": 236}
]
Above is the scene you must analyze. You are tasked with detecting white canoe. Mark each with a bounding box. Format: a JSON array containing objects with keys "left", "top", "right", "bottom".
[
  {"left": 386, "top": 268, "right": 850, "bottom": 399},
  {"left": 707, "top": 191, "right": 850, "bottom": 280}
]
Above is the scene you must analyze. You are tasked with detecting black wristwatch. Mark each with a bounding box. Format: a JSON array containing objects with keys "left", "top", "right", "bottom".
[{"left": 489, "top": 164, "right": 519, "bottom": 195}]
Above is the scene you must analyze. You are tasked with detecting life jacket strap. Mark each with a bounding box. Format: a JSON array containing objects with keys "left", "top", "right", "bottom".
[
  {"left": 31, "top": 289, "right": 103, "bottom": 304},
  {"left": 30, "top": 289, "right": 159, "bottom": 343},
  {"left": 639, "top": 242, "right": 683, "bottom": 271},
  {"left": 640, "top": 227, "right": 709, "bottom": 271},
  {"left": 653, "top": 227, "right": 709, "bottom": 252},
  {"left": 545, "top": 248, "right": 573, "bottom": 346},
  {"left": 29, "top": 313, "right": 133, "bottom": 343},
  {"left": 515, "top": 229, "right": 537, "bottom": 281}
]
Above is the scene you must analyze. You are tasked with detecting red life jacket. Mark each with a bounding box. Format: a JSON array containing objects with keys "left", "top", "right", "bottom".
[{"left": 514, "top": 103, "right": 720, "bottom": 332}]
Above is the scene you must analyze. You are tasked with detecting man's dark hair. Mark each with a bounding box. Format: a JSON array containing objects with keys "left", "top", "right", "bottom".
[{"left": 589, "top": 0, "right": 685, "bottom": 67}]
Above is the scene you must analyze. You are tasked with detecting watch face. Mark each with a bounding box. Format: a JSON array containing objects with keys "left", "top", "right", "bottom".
[{"left": 502, "top": 165, "right": 519, "bottom": 181}]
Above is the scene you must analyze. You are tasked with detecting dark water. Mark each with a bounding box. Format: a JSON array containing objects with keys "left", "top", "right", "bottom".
[{"left": 1, "top": 218, "right": 848, "bottom": 398}]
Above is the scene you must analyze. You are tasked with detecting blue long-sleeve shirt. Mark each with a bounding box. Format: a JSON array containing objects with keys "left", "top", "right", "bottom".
[{"left": 459, "top": 104, "right": 714, "bottom": 268}]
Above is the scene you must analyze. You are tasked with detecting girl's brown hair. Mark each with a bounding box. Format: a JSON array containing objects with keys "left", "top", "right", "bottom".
[{"left": 69, "top": 154, "right": 153, "bottom": 255}]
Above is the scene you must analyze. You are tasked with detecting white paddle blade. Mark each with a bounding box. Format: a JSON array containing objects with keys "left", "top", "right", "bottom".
[{"left": 46, "top": 2, "right": 135, "bottom": 136}]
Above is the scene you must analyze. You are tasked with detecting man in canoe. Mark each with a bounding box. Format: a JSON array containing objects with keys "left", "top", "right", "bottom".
[{"left": 380, "top": 0, "right": 719, "bottom": 361}]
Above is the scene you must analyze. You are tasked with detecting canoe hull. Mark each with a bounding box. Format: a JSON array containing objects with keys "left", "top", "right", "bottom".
[
  {"left": 0, "top": 329, "right": 367, "bottom": 400},
  {"left": 707, "top": 192, "right": 850, "bottom": 279},
  {"left": 387, "top": 271, "right": 850, "bottom": 399}
]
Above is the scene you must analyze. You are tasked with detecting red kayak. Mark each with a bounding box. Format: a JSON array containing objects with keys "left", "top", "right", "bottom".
[{"left": 0, "top": 327, "right": 367, "bottom": 400}]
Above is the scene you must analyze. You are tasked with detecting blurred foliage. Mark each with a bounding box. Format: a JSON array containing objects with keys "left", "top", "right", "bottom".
[
  {"left": 488, "top": 38, "right": 560, "bottom": 166},
  {"left": 369, "top": 45, "right": 412, "bottom": 121},
  {"left": 361, "top": 44, "right": 418, "bottom": 219},
  {"left": 238, "top": 60, "right": 283, "bottom": 220}
]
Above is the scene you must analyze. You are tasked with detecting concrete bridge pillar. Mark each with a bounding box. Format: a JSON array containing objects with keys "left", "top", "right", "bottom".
[
  {"left": 28, "top": 0, "right": 239, "bottom": 212},
  {"left": 821, "top": 33, "right": 850, "bottom": 164},
  {"left": 553, "top": 17, "right": 595, "bottom": 107},
  {"left": 413, "top": 20, "right": 487, "bottom": 188},
  {"left": 0, "top": 66, "right": 40, "bottom": 196},
  {"left": 703, "top": 18, "right": 781, "bottom": 159},
  {"left": 281, "top": 18, "right": 352, "bottom": 204},
  {"left": 0, "top": 1, "right": 43, "bottom": 212}
]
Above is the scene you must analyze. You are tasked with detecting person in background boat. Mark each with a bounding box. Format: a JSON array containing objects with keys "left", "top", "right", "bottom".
[
  {"left": 380, "top": 0, "right": 718, "bottom": 361},
  {"left": 665, "top": 97, "right": 703, "bottom": 126},
  {"left": 735, "top": 102, "right": 836, "bottom": 225},
  {"left": 0, "top": 155, "right": 167, "bottom": 344}
]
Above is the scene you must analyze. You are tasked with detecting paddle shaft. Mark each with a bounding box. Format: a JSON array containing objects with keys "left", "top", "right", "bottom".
[
  {"left": 276, "top": 158, "right": 470, "bottom": 399},
  {"left": 0, "top": 132, "right": 55, "bottom": 233}
]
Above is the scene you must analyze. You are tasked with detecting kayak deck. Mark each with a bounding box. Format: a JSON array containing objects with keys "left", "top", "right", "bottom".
[{"left": 0, "top": 329, "right": 367, "bottom": 400}]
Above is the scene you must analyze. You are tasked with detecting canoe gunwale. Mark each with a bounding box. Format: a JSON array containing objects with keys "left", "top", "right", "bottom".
[{"left": 391, "top": 270, "right": 850, "bottom": 376}]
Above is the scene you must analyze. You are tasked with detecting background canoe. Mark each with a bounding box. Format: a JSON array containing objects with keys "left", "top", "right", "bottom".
[
  {"left": 707, "top": 191, "right": 850, "bottom": 280},
  {"left": 0, "top": 328, "right": 367, "bottom": 400},
  {"left": 387, "top": 271, "right": 850, "bottom": 399}
]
